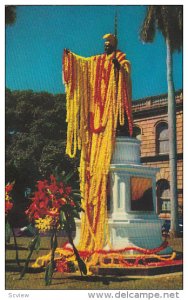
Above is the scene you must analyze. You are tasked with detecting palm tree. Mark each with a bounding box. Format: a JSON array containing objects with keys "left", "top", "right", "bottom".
[
  {"left": 140, "top": 5, "right": 183, "bottom": 237},
  {"left": 5, "top": 6, "right": 16, "bottom": 26}
]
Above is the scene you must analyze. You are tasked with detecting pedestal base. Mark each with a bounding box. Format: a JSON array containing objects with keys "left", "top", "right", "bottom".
[
  {"left": 90, "top": 258, "right": 183, "bottom": 277},
  {"left": 74, "top": 218, "right": 172, "bottom": 255},
  {"left": 74, "top": 137, "right": 173, "bottom": 256},
  {"left": 108, "top": 218, "right": 173, "bottom": 255}
]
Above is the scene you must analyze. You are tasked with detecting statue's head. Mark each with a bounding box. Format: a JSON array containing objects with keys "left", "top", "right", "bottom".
[{"left": 103, "top": 33, "right": 117, "bottom": 55}]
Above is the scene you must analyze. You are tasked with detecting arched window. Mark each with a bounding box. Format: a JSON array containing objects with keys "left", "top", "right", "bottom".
[
  {"left": 156, "top": 122, "right": 169, "bottom": 154},
  {"left": 133, "top": 126, "right": 142, "bottom": 141},
  {"left": 156, "top": 179, "right": 171, "bottom": 214}
]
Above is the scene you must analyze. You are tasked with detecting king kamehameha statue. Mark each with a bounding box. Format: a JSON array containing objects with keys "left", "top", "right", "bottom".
[
  {"left": 63, "top": 33, "right": 133, "bottom": 261},
  {"left": 33, "top": 20, "right": 181, "bottom": 274},
  {"left": 62, "top": 30, "right": 179, "bottom": 272}
]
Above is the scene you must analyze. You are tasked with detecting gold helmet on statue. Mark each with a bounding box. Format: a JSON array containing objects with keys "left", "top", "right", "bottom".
[{"left": 103, "top": 33, "right": 118, "bottom": 48}]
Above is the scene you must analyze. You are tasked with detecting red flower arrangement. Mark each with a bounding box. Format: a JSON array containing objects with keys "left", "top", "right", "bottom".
[
  {"left": 20, "top": 174, "right": 86, "bottom": 285},
  {"left": 5, "top": 182, "right": 14, "bottom": 214},
  {"left": 26, "top": 175, "right": 76, "bottom": 228}
]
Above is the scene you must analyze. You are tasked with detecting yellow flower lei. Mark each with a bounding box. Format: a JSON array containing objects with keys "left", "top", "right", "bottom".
[{"left": 63, "top": 50, "right": 133, "bottom": 266}]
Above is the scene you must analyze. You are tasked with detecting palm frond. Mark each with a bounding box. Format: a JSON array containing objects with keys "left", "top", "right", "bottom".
[
  {"left": 140, "top": 5, "right": 183, "bottom": 53},
  {"left": 169, "top": 6, "right": 183, "bottom": 52},
  {"left": 140, "top": 6, "right": 156, "bottom": 43},
  {"left": 155, "top": 6, "right": 182, "bottom": 52}
]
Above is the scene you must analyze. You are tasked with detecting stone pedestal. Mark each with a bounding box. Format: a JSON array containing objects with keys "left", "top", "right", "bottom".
[
  {"left": 108, "top": 137, "right": 172, "bottom": 254},
  {"left": 74, "top": 137, "right": 172, "bottom": 254}
]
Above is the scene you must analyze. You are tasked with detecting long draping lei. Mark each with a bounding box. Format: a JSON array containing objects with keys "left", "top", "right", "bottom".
[
  {"left": 63, "top": 50, "right": 133, "bottom": 259},
  {"left": 32, "top": 50, "right": 181, "bottom": 272}
]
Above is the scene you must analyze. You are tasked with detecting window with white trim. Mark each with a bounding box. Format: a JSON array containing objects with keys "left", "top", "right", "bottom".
[{"left": 156, "top": 122, "right": 169, "bottom": 154}]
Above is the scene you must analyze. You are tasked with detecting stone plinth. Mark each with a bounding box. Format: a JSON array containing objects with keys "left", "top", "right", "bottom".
[
  {"left": 108, "top": 137, "right": 172, "bottom": 254},
  {"left": 74, "top": 137, "right": 172, "bottom": 255}
]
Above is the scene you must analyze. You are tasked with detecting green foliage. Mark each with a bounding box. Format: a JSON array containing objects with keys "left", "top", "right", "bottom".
[
  {"left": 26, "top": 224, "right": 37, "bottom": 236},
  {"left": 46, "top": 229, "right": 58, "bottom": 285},
  {"left": 28, "top": 234, "right": 41, "bottom": 253},
  {"left": 27, "top": 234, "right": 40, "bottom": 253},
  {"left": 64, "top": 210, "right": 87, "bottom": 276},
  {"left": 45, "top": 262, "right": 54, "bottom": 286},
  {"left": 6, "top": 89, "right": 80, "bottom": 224},
  {"left": 50, "top": 230, "right": 58, "bottom": 251},
  {"left": 34, "top": 236, "right": 41, "bottom": 254},
  {"left": 77, "top": 256, "right": 87, "bottom": 276},
  {"left": 5, "top": 6, "right": 16, "bottom": 26},
  {"left": 19, "top": 233, "right": 40, "bottom": 279}
]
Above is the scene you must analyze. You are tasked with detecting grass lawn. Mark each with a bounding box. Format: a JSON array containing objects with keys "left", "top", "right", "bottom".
[{"left": 5, "top": 236, "right": 183, "bottom": 290}]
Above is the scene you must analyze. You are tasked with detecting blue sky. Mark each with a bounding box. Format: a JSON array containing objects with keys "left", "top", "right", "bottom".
[{"left": 5, "top": 5, "right": 183, "bottom": 100}]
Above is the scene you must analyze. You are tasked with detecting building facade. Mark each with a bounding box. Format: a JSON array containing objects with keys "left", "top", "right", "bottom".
[{"left": 132, "top": 90, "right": 183, "bottom": 220}]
